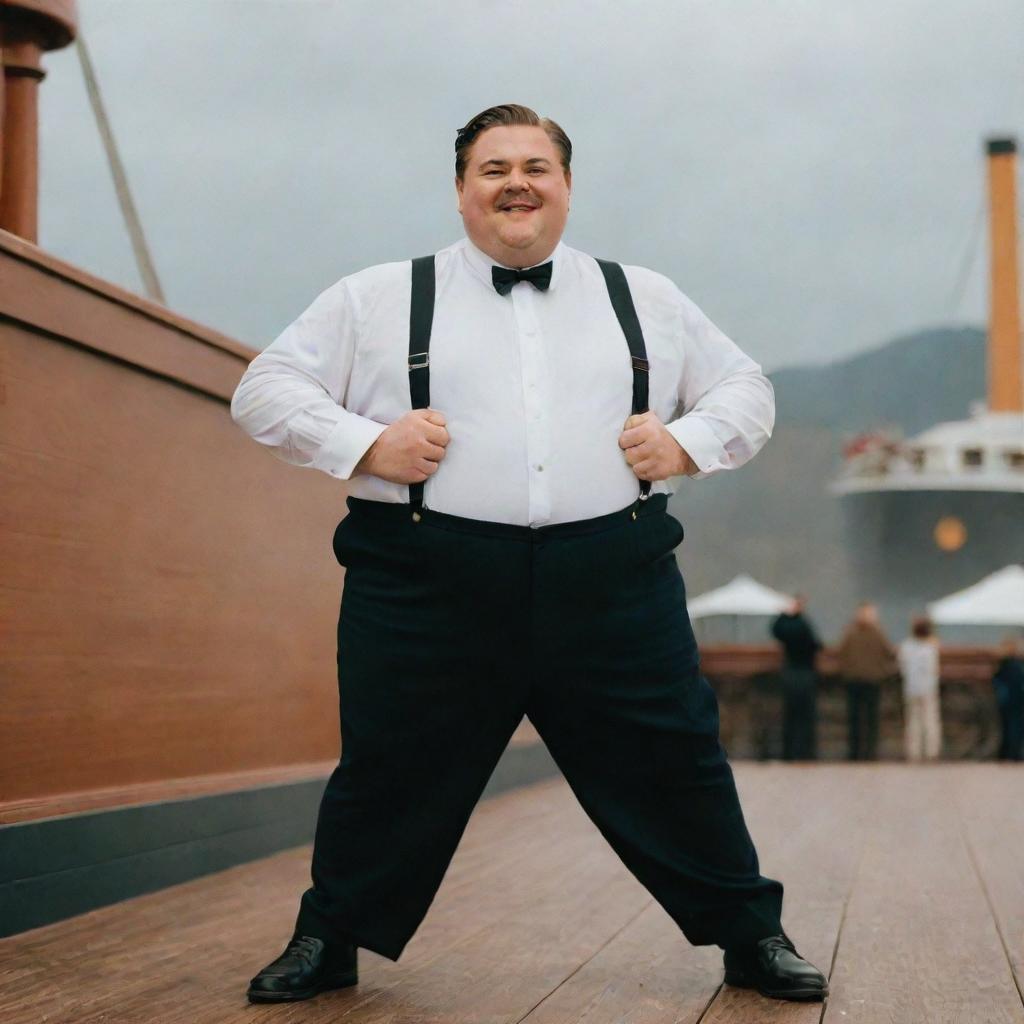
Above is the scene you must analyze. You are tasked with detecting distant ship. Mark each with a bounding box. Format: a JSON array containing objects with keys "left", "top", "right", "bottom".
[{"left": 831, "top": 138, "right": 1024, "bottom": 615}]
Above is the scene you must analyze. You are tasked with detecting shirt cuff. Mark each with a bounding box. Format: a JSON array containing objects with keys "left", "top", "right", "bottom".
[
  {"left": 665, "top": 416, "right": 727, "bottom": 480},
  {"left": 311, "top": 413, "right": 388, "bottom": 481}
]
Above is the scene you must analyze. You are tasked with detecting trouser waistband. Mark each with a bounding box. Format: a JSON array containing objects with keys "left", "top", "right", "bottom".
[{"left": 345, "top": 492, "right": 669, "bottom": 541}]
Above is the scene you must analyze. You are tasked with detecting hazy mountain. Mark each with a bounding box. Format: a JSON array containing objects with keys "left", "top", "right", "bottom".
[{"left": 672, "top": 325, "right": 986, "bottom": 638}]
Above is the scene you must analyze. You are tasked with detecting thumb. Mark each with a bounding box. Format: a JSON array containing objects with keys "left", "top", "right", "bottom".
[{"left": 422, "top": 408, "right": 447, "bottom": 426}]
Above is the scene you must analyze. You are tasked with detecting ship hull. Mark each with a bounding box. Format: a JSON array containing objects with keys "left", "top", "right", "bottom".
[{"left": 839, "top": 489, "right": 1024, "bottom": 615}]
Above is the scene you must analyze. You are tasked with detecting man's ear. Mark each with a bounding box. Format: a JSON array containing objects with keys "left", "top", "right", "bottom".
[
  {"left": 455, "top": 175, "right": 464, "bottom": 214},
  {"left": 565, "top": 169, "right": 572, "bottom": 207}
]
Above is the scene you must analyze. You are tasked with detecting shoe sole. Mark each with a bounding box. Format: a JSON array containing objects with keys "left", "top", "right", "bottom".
[
  {"left": 724, "top": 971, "right": 827, "bottom": 1001},
  {"left": 247, "top": 968, "right": 358, "bottom": 1003}
]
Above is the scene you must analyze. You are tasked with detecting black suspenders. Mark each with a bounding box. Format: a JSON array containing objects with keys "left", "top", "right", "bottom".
[
  {"left": 595, "top": 259, "right": 653, "bottom": 511},
  {"left": 405, "top": 254, "right": 652, "bottom": 521},
  {"left": 407, "top": 255, "right": 435, "bottom": 520}
]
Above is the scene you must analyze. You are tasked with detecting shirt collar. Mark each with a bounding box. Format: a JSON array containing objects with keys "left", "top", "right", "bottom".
[{"left": 460, "top": 236, "right": 565, "bottom": 294}]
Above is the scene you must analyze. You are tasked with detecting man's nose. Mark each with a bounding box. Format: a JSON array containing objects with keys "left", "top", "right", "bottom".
[{"left": 505, "top": 170, "right": 531, "bottom": 191}]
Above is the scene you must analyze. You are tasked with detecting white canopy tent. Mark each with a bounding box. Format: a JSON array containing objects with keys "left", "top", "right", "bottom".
[
  {"left": 688, "top": 574, "right": 794, "bottom": 620},
  {"left": 688, "top": 575, "right": 795, "bottom": 642},
  {"left": 926, "top": 565, "right": 1024, "bottom": 627}
]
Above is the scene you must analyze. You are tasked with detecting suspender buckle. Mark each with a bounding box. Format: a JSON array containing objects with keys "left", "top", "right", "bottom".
[
  {"left": 631, "top": 356, "right": 649, "bottom": 372},
  {"left": 408, "top": 352, "right": 430, "bottom": 371}
]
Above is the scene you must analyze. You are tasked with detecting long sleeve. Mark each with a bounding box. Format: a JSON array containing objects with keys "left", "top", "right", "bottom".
[
  {"left": 230, "top": 278, "right": 387, "bottom": 480},
  {"left": 664, "top": 290, "right": 775, "bottom": 479}
]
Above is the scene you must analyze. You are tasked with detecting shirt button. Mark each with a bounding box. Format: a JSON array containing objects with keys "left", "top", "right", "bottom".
[{"left": 536, "top": 465, "right": 544, "bottom": 472}]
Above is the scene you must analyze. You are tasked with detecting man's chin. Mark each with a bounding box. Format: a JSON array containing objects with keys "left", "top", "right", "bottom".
[
  {"left": 491, "top": 230, "right": 548, "bottom": 258},
  {"left": 495, "top": 230, "right": 542, "bottom": 252}
]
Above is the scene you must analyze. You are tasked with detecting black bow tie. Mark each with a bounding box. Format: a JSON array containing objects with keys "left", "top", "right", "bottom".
[{"left": 491, "top": 261, "right": 553, "bottom": 296}]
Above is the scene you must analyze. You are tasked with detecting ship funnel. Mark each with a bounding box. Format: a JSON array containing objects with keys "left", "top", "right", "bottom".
[
  {"left": 986, "top": 137, "right": 1023, "bottom": 413},
  {"left": 0, "top": 1, "right": 78, "bottom": 242}
]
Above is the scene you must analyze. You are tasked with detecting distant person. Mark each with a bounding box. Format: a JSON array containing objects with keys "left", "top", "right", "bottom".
[
  {"left": 993, "top": 636, "right": 1024, "bottom": 761},
  {"left": 896, "top": 617, "right": 942, "bottom": 761},
  {"left": 770, "top": 595, "right": 822, "bottom": 760},
  {"left": 835, "top": 602, "right": 897, "bottom": 760}
]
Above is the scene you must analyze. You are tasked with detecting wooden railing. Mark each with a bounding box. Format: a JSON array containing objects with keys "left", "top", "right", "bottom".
[{"left": 701, "top": 644, "right": 1005, "bottom": 760}]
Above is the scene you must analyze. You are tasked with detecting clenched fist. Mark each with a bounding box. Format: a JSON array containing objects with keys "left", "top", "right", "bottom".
[
  {"left": 354, "top": 408, "right": 450, "bottom": 484},
  {"left": 619, "top": 411, "right": 697, "bottom": 480}
]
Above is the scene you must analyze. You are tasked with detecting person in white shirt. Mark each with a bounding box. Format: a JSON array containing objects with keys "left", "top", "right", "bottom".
[
  {"left": 237, "top": 104, "right": 826, "bottom": 1005},
  {"left": 897, "top": 617, "right": 943, "bottom": 761}
]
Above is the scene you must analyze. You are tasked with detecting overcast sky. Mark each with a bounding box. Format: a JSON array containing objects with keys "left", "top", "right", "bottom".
[{"left": 39, "top": 0, "right": 1023, "bottom": 370}]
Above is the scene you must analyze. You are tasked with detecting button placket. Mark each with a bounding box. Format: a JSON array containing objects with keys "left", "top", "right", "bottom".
[{"left": 514, "top": 289, "right": 552, "bottom": 524}]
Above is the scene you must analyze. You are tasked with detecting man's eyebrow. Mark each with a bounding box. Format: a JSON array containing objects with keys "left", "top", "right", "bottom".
[{"left": 478, "top": 156, "right": 553, "bottom": 169}]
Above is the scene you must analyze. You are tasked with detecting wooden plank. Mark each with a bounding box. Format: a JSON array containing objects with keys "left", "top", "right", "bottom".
[
  {"left": 519, "top": 764, "right": 872, "bottom": 1024},
  {"left": 517, "top": 900, "right": 717, "bottom": 1024},
  {"left": 702, "top": 764, "right": 872, "bottom": 1023},
  {"left": 952, "top": 764, "right": 1024, "bottom": 998},
  {"left": 822, "top": 765, "right": 1024, "bottom": 1024}
]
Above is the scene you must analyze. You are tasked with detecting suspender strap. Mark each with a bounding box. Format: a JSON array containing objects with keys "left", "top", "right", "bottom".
[
  {"left": 407, "top": 255, "right": 435, "bottom": 517},
  {"left": 596, "top": 259, "right": 652, "bottom": 505}
]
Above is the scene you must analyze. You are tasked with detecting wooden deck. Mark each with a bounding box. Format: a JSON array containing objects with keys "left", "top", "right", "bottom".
[{"left": 3, "top": 763, "right": 1024, "bottom": 1024}]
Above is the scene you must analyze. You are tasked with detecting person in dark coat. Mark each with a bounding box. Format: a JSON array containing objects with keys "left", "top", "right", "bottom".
[
  {"left": 993, "top": 636, "right": 1024, "bottom": 761},
  {"left": 770, "top": 595, "right": 822, "bottom": 760}
]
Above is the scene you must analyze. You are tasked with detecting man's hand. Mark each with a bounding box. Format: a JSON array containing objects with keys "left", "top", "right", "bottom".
[
  {"left": 619, "top": 411, "right": 698, "bottom": 480},
  {"left": 353, "top": 408, "right": 449, "bottom": 484}
]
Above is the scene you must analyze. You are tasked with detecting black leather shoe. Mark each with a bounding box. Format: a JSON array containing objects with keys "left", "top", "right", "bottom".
[
  {"left": 723, "top": 934, "right": 828, "bottom": 1001},
  {"left": 247, "top": 935, "right": 358, "bottom": 1003}
]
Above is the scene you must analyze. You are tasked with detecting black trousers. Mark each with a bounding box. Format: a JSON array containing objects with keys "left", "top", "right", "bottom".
[
  {"left": 845, "top": 680, "right": 881, "bottom": 760},
  {"left": 998, "top": 684, "right": 1024, "bottom": 760},
  {"left": 294, "top": 493, "right": 784, "bottom": 960},
  {"left": 780, "top": 668, "right": 817, "bottom": 761}
]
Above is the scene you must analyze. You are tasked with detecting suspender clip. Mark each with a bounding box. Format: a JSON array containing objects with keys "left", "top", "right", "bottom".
[
  {"left": 631, "top": 356, "right": 649, "bottom": 372},
  {"left": 408, "top": 352, "right": 430, "bottom": 371}
]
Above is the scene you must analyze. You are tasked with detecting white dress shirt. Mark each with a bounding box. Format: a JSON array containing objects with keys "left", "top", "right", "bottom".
[{"left": 231, "top": 236, "right": 775, "bottom": 527}]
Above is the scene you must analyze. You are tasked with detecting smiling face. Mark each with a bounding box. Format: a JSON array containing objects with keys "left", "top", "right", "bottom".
[{"left": 455, "top": 125, "right": 571, "bottom": 268}]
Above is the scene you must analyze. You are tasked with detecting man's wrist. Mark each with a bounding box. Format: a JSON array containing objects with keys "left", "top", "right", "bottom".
[
  {"left": 672, "top": 438, "right": 697, "bottom": 476},
  {"left": 352, "top": 439, "right": 378, "bottom": 478}
]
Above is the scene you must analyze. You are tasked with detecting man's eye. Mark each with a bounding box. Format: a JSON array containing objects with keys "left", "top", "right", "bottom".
[
  {"left": 528, "top": 168, "right": 546, "bottom": 174},
  {"left": 484, "top": 170, "right": 503, "bottom": 176}
]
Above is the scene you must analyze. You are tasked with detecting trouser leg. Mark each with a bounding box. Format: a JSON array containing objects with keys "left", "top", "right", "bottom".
[
  {"left": 789, "top": 670, "right": 816, "bottom": 760},
  {"left": 528, "top": 508, "right": 784, "bottom": 951},
  {"left": 864, "top": 686, "right": 880, "bottom": 760},
  {"left": 798, "top": 687, "right": 817, "bottom": 760},
  {"left": 846, "top": 682, "right": 863, "bottom": 760},
  {"left": 294, "top": 510, "right": 529, "bottom": 960},
  {"left": 781, "top": 683, "right": 797, "bottom": 761},
  {"left": 904, "top": 696, "right": 923, "bottom": 761},
  {"left": 1002, "top": 689, "right": 1024, "bottom": 760},
  {"left": 923, "top": 691, "right": 942, "bottom": 759},
  {"left": 780, "top": 669, "right": 810, "bottom": 761}
]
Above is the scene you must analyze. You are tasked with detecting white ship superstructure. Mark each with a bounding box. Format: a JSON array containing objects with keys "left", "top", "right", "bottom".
[{"left": 832, "top": 137, "right": 1024, "bottom": 615}]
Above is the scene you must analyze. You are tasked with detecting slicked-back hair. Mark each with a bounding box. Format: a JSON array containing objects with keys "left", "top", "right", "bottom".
[{"left": 455, "top": 104, "right": 572, "bottom": 180}]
